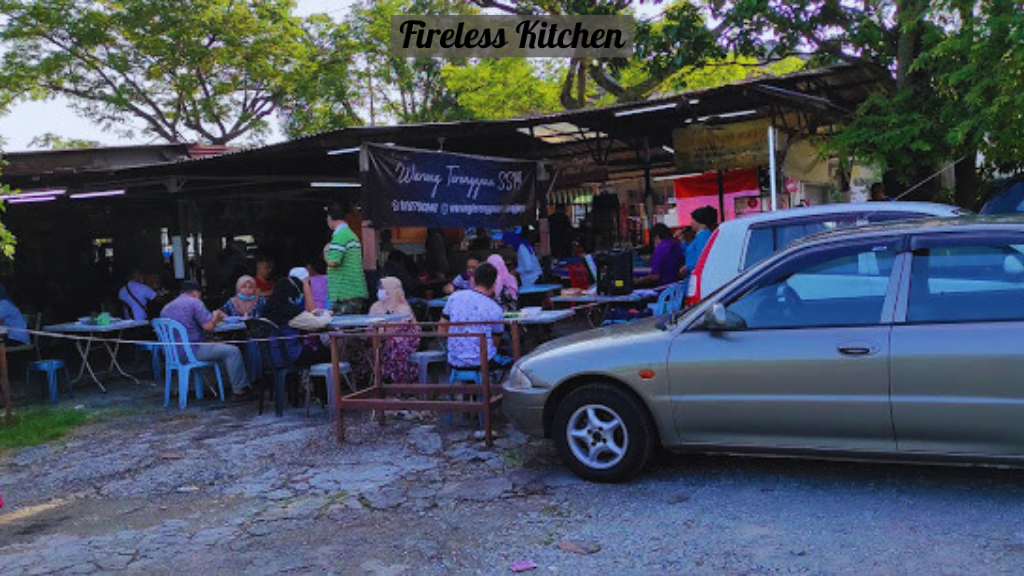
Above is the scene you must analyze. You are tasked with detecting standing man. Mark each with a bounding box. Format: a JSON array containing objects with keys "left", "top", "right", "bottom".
[
  {"left": 324, "top": 202, "right": 368, "bottom": 314},
  {"left": 641, "top": 223, "right": 685, "bottom": 287},
  {"left": 548, "top": 203, "right": 573, "bottom": 258},
  {"left": 160, "top": 280, "right": 252, "bottom": 400}
]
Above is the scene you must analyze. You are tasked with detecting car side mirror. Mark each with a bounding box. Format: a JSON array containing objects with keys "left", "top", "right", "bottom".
[
  {"left": 705, "top": 303, "right": 728, "bottom": 331},
  {"left": 704, "top": 302, "right": 746, "bottom": 332}
]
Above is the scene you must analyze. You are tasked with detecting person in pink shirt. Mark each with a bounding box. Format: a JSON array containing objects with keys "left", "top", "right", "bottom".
[{"left": 307, "top": 260, "right": 329, "bottom": 310}]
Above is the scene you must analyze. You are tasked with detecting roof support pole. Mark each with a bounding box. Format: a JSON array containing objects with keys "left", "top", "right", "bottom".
[
  {"left": 717, "top": 169, "right": 726, "bottom": 222},
  {"left": 643, "top": 136, "right": 654, "bottom": 240},
  {"left": 768, "top": 124, "right": 779, "bottom": 211}
]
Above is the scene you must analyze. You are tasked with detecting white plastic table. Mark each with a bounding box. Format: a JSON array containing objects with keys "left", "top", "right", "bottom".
[
  {"left": 520, "top": 283, "right": 563, "bottom": 295},
  {"left": 329, "top": 314, "right": 411, "bottom": 330},
  {"left": 428, "top": 283, "right": 563, "bottom": 309},
  {"left": 43, "top": 319, "right": 149, "bottom": 391},
  {"left": 550, "top": 292, "right": 646, "bottom": 305},
  {"left": 505, "top": 309, "right": 575, "bottom": 325},
  {"left": 214, "top": 321, "right": 247, "bottom": 333}
]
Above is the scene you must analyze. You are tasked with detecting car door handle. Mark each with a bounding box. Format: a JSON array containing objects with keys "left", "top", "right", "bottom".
[{"left": 837, "top": 346, "right": 873, "bottom": 356}]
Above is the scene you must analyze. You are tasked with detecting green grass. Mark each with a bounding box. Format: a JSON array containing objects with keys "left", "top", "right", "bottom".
[{"left": 0, "top": 407, "right": 89, "bottom": 450}]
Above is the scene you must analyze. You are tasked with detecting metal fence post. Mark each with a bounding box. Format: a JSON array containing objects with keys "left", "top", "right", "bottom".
[
  {"left": 0, "top": 327, "right": 10, "bottom": 425},
  {"left": 330, "top": 334, "right": 344, "bottom": 442}
]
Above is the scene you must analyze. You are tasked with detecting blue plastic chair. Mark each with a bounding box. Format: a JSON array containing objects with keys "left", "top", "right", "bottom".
[
  {"left": 648, "top": 283, "right": 686, "bottom": 316},
  {"left": 151, "top": 318, "right": 226, "bottom": 409},
  {"left": 26, "top": 360, "right": 70, "bottom": 405},
  {"left": 448, "top": 368, "right": 484, "bottom": 427}
]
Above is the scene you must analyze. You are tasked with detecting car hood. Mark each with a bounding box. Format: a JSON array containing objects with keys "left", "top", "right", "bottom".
[
  {"left": 515, "top": 315, "right": 675, "bottom": 388},
  {"left": 522, "top": 315, "right": 669, "bottom": 364}
]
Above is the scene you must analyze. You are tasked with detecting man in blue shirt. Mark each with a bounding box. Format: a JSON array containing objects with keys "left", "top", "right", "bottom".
[{"left": 118, "top": 269, "right": 157, "bottom": 321}]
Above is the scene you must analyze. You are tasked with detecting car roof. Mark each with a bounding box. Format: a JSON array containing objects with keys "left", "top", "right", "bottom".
[
  {"left": 714, "top": 201, "right": 963, "bottom": 232},
  {"left": 791, "top": 214, "right": 1024, "bottom": 249}
]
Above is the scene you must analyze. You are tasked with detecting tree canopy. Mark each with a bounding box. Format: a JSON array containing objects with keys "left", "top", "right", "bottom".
[
  {"left": 0, "top": 0, "right": 328, "bottom": 145},
  {"left": 710, "top": 0, "right": 1024, "bottom": 205},
  {"left": 27, "top": 133, "right": 101, "bottom": 150}
]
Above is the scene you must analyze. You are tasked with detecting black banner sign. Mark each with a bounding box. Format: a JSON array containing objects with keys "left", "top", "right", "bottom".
[{"left": 361, "top": 144, "right": 537, "bottom": 228}]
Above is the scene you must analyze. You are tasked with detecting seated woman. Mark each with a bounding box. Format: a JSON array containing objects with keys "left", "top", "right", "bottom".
[
  {"left": 260, "top": 267, "right": 329, "bottom": 366},
  {"left": 502, "top": 229, "right": 541, "bottom": 287},
  {"left": 367, "top": 277, "right": 421, "bottom": 383},
  {"left": 220, "top": 275, "right": 266, "bottom": 318},
  {"left": 486, "top": 254, "right": 519, "bottom": 312},
  {"left": 0, "top": 283, "right": 29, "bottom": 345}
]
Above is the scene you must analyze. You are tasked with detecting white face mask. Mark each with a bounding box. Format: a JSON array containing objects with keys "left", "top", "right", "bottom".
[{"left": 377, "top": 289, "right": 389, "bottom": 301}]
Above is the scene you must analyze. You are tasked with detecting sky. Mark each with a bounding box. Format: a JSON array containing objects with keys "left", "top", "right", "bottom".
[{"left": 0, "top": 0, "right": 661, "bottom": 151}]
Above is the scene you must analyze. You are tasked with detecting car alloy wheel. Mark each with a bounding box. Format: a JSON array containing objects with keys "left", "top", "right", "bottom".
[
  {"left": 552, "top": 383, "right": 655, "bottom": 482},
  {"left": 566, "top": 404, "right": 629, "bottom": 470}
]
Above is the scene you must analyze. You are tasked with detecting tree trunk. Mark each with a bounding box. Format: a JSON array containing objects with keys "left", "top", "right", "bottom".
[
  {"left": 891, "top": 0, "right": 937, "bottom": 201},
  {"left": 954, "top": 154, "right": 982, "bottom": 210}
]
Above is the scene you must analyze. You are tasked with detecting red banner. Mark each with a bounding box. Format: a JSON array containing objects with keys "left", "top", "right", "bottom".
[{"left": 674, "top": 168, "right": 759, "bottom": 226}]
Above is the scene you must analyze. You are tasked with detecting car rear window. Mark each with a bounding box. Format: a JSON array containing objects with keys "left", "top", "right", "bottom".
[{"left": 742, "top": 212, "right": 933, "bottom": 270}]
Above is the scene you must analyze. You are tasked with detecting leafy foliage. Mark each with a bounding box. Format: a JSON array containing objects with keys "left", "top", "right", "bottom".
[
  {"left": 28, "top": 133, "right": 101, "bottom": 150},
  {"left": 0, "top": 0, "right": 327, "bottom": 145},
  {"left": 0, "top": 161, "right": 16, "bottom": 259},
  {"left": 441, "top": 59, "right": 564, "bottom": 120},
  {"left": 708, "top": 0, "right": 1024, "bottom": 205}
]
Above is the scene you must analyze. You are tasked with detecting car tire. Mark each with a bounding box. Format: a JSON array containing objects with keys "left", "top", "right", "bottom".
[{"left": 552, "top": 383, "right": 655, "bottom": 483}]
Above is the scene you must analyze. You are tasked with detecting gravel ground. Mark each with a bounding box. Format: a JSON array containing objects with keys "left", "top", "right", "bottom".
[{"left": 3, "top": 381, "right": 1024, "bottom": 574}]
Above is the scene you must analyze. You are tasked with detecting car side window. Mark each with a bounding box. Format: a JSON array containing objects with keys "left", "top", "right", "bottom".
[
  {"left": 726, "top": 241, "right": 898, "bottom": 329},
  {"left": 907, "top": 240, "right": 1024, "bottom": 323},
  {"left": 742, "top": 215, "right": 866, "bottom": 271}
]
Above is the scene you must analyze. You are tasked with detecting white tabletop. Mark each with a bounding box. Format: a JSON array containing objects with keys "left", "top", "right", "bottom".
[
  {"left": 519, "top": 283, "right": 563, "bottom": 295},
  {"left": 550, "top": 292, "right": 646, "bottom": 304},
  {"left": 214, "top": 321, "right": 248, "bottom": 333},
  {"left": 44, "top": 319, "right": 149, "bottom": 333},
  {"left": 428, "top": 283, "right": 563, "bottom": 309},
  {"left": 329, "top": 314, "right": 411, "bottom": 329},
  {"left": 506, "top": 309, "right": 575, "bottom": 325}
]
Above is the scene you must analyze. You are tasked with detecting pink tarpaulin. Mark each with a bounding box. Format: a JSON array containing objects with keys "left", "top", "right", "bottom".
[{"left": 674, "top": 168, "right": 760, "bottom": 226}]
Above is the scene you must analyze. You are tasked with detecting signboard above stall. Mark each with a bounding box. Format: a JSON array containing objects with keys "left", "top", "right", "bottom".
[
  {"left": 361, "top": 143, "right": 538, "bottom": 228},
  {"left": 672, "top": 117, "right": 783, "bottom": 173}
]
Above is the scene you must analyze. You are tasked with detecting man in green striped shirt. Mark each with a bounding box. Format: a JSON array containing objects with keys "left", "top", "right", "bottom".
[{"left": 324, "top": 202, "right": 368, "bottom": 314}]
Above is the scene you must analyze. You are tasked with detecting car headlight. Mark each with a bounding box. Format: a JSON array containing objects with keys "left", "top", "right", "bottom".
[{"left": 505, "top": 364, "right": 533, "bottom": 390}]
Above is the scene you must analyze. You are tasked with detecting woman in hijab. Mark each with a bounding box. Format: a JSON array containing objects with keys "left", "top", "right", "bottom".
[
  {"left": 0, "top": 283, "right": 28, "bottom": 345},
  {"left": 220, "top": 275, "right": 266, "bottom": 318},
  {"left": 366, "top": 277, "right": 421, "bottom": 384},
  {"left": 502, "top": 229, "right": 541, "bottom": 287},
  {"left": 487, "top": 254, "right": 519, "bottom": 312}
]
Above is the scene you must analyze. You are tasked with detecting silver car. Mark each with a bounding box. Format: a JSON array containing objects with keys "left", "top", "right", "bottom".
[{"left": 504, "top": 217, "right": 1024, "bottom": 482}]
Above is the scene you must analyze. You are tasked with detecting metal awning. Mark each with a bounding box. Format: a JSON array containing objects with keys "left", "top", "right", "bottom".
[{"left": 0, "top": 63, "right": 889, "bottom": 200}]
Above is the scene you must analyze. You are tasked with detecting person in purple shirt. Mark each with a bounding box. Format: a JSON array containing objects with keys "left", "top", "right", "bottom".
[
  {"left": 161, "top": 280, "right": 252, "bottom": 399},
  {"left": 641, "top": 223, "right": 686, "bottom": 287}
]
